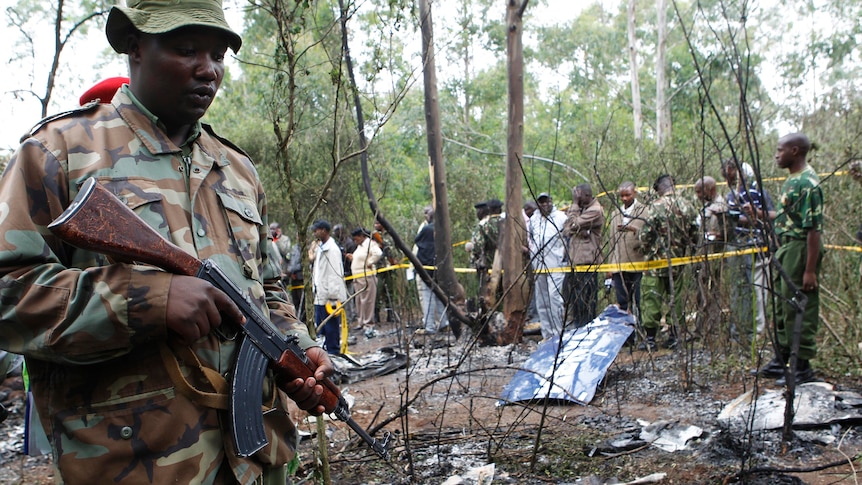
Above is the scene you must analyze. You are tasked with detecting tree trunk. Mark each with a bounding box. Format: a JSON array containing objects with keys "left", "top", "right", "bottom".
[
  {"left": 656, "top": 0, "right": 671, "bottom": 146},
  {"left": 487, "top": 0, "right": 531, "bottom": 346},
  {"left": 627, "top": 0, "right": 643, "bottom": 144},
  {"left": 418, "top": 0, "right": 467, "bottom": 335},
  {"left": 457, "top": 0, "right": 472, "bottom": 128}
]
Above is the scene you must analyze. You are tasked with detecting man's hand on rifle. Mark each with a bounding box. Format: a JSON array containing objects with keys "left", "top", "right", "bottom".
[
  {"left": 166, "top": 275, "right": 245, "bottom": 344},
  {"left": 279, "top": 346, "right": 336, "bottom": 415}
]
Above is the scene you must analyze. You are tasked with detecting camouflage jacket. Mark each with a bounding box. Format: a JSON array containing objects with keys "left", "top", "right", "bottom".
[
  {"left": 775, "top": 165, "right": 823, "bottom": 240},
  {"left": 0, "top": 88, "right": 315, "bottom": 485},
  {"left": 470, "top": 214, "right": 501, "bottom": 269},
  {"left": 638, "top": 192, "right": 698, "bottom": 275}
]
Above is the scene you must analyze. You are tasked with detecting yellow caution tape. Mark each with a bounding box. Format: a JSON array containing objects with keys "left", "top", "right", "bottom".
[
  {"left": 325, "top": 301, "right": 350, "bottom": 355},
  {"left": 288, "top": 241, "right": 862, "bottom": 290}
]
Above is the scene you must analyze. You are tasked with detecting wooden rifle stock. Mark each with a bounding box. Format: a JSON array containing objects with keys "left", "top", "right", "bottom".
[
  {"left": 48, "top": 178, "right": 202, "bottom": 276},
  {"left": 48, "top": 178, "right": 390, "bottom": 459}
]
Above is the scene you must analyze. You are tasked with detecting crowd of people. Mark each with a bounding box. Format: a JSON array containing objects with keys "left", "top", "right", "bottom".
[
  {"left": 519, "top": 133, "right": 823, "bottom": 385},
  {"left": 275, "top": 132, "right": 823, "bottom": 389},
  {"left": 263, "top": 216, "right": 406, "bottom": 354}
]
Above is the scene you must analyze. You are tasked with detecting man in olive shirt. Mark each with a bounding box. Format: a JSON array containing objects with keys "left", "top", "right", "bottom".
[{"left": 760, "top": 133, "right": 823, "bottom": 385}]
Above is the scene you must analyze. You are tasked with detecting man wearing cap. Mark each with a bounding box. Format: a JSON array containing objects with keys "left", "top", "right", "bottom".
[
  {"left": 0, "top": 1, "right": 334, "bottom": 483},
  {"left": 311, "top": 220, "right": 348, "bottom": 352},
  {"left": 527, "top": 193, "right": 568, "bottom": 339},
  {"left": 479, "top": 199, "right": 504, "bottom": 311}
]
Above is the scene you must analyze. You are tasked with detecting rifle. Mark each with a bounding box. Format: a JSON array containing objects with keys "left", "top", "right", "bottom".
[{"left": 48, "top": 177, "right": 390, "bottom": 460}]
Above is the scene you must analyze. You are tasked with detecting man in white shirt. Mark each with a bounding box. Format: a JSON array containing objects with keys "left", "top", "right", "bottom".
[
  {"left": 528, "top": 193, "right": 568, "bottom": 340},
  {"left": 311, "top": 219, "right": 348, "bottom": 353}
]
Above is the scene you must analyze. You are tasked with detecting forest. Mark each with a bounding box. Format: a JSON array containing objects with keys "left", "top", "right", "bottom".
[{"left": 3, "top": 0, "right": 862, "bottom": 483}]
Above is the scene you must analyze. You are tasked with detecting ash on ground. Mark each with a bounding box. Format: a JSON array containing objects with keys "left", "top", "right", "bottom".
[{"left": 2, "top": 320, "right": 861, "bottom": 485}]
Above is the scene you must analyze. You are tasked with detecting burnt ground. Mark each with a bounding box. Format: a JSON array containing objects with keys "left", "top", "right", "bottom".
[{"left": 1, "top": 314, "right": 862, "bottom": 485}]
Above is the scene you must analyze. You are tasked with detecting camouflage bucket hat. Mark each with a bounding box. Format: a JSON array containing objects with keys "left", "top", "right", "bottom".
[{"left": 106, "top": 0, "right": 242, "bottom": 54}]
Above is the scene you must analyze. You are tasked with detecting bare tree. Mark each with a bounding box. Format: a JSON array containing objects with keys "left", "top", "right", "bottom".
[
  {"left": 6, "top": 0, "right": 107, "bottom": 118},
  {"left": 656, "top": 0, "right": 671, "bottom": 146},
  {"left": 416, "top": 0, "right": 469, "bottom": 335},
  {"left": 488, "top": 0, "right": 532, "bottom": 346},
  {"left": 627, "top": 0, "right": 643, "bottom": 145}
]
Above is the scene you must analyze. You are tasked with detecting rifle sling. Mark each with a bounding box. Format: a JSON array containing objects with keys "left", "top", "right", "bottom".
[
  {"left": 160, "top": 342, "right": 278, "bottom": 414},
  {"left": 161, "top": 342, "right": 230, "bottom": 410}
]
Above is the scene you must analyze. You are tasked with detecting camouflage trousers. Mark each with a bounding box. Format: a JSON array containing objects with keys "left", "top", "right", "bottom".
[
  {"left": 640, "top": 270, "right": 686, "bottom": 332},
  {"left": 773, "top": 239, "right": 822, "bottom": 361}
]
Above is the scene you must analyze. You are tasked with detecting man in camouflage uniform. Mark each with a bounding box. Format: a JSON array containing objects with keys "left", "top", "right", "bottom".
[
  {"left": 0, "top": 1, "right": 334, "bottom": 483},
  {"left": 694, "top": 176, "right": 731, "bottom": 252},
  {"left": 638, "top": 175, "right": 698, "bottom": 350},
  {"left": 469, "top": 199, "right": 503, "bottom": 312},
  {"left": 759, "top": 132, "right": 823, "bottom": 385}
]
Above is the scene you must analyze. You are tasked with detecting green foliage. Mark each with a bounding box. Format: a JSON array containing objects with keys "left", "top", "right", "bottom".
[
  {"left": 190, "top": 0, "right": 862, "bottom": 369},
  {"left": 6, "top": 0, "right": 862, "bottom": 413},
  {"left": 207, "top": 0, "right": 368, "bottom": 239}
]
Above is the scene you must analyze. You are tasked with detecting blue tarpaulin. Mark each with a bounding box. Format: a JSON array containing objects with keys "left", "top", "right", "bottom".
[{"left": 498, "top": 305, "right": 635, "bottom": 406}]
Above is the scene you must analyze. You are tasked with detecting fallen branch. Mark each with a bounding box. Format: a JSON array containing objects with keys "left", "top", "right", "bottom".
[
  {"left": 722, "top": 453, "right": 862, "bottom": 484},
  {"left": 820, "top": 315, "right": 860, "bottom": 365}
]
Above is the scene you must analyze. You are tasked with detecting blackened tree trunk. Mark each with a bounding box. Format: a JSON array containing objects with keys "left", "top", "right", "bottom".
[{"left": 417, "top": 0, "right": 467, "bottom": 335}]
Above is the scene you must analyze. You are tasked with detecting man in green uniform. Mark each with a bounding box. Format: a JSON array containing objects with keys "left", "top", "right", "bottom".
[
  {"left": 638, "top": 175, "right": 698, "bottom": 350},
  {"left": 0, "top": 1, "right": 334, "bottom": 483},
  {"left": 759, "top": 132, "right": 823, "bottom": 385},
  {"left": 470, "top": 199, "right": 503, "bottom": 312}
]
